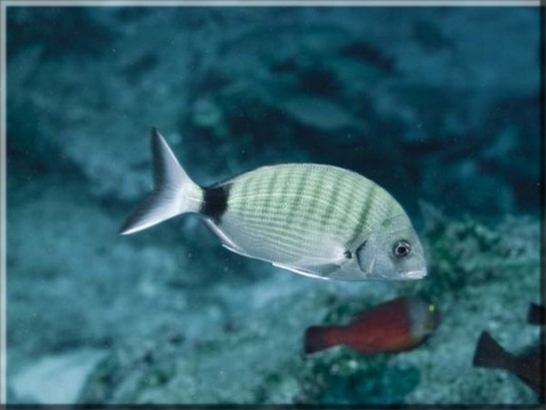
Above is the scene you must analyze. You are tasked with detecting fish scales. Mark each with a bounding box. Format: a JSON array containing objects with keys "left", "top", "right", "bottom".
[
  {"left": 236, "top": 213, "right": 335, "bottom": 254},
  {"left": 285, "top": 168, "right": 308, "bottom": 226},
  {"left": 222, "top": 164, "right": 393, "bottom": 260},
  {"left": 235, "top": 165, "right": 386, "bottom": 231},
  {"left": 120, "top": 129, "right": 427, "bottom": 281},
  {"left": 228, "top": 167, "right": 331, "bottom": 228}
]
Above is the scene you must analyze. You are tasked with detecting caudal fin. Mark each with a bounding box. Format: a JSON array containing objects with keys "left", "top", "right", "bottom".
[
  {"left": 119, "top": 128, "right": 203, "bottom": 235},
  {"left": 304, "top": 326, "right": 340, "bottom": 354},
  {"left": 473, "top": 331, "right": 514, "bottom": 371},
  {"left": 527, "top": 303, "right": 545, "bottom": 326}
]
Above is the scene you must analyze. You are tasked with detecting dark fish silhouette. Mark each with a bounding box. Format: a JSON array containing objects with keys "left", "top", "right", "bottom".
[
  {"left": 304, "top": 296, "right": 440, "bottom": 355},
  {"left": 473, "top": 303, "right": 545, "bottom": 398},
  {"left": 527, "top": 303, "right": 545, "bottom": 326}
]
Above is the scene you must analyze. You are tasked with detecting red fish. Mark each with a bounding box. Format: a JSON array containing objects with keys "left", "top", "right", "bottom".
[{"left": 304, "top": 296, "right": 440, "bottom": 355}]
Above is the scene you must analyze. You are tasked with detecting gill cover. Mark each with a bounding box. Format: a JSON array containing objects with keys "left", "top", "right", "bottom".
[{"left": 356, "top": 220, "right": 426, "bottom": 280}]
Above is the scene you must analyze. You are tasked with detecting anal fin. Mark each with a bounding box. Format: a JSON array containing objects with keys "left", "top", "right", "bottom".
[
  {"left": 272, "top": 262, "right": 339, "bottom": 280},
  {"left": 204, "top": 219, "right": 253, "bottom": 258},
  {"left": 222, "top": 243, "right": 253, "bottom": 258}
]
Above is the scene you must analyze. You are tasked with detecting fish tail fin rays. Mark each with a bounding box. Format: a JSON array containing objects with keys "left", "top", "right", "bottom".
[
  {"left": 304, "top": 326, "right": 341, "bottom": 354},
  {"left": 119, "top": 128, "right": 203, "bottom": 235},
  {"left": 473, "top": 331, "right": 514, "bottom": 371}
]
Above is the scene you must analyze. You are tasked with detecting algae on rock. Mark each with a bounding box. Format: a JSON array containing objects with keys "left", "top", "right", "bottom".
[{"left": 76, "top": 212, "right": 540, "bottom": 405}]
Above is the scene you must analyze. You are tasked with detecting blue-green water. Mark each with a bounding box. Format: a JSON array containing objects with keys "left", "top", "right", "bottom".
[{"left": 5, "top": 6, "right": 543, "bottom": 405}]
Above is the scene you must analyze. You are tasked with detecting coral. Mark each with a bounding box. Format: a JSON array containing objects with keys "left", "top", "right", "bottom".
[
  {"left": 404, "top": 203, "right": 541, "bottom": 306},
  {"left": 76, "top": 279, "right": 372, "bottom": 404},
  {"left": 71, "top": 213, "right": 540, "bottom": 405}
]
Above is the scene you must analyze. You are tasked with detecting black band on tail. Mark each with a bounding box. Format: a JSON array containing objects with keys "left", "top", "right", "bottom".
[{"left": 201, "top": 184, "right": 230, "bottom": 223}]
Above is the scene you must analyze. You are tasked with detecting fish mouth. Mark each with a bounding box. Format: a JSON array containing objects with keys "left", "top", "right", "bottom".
[{"left": 402, "top": 269, "right": 427, "bottom": 279}]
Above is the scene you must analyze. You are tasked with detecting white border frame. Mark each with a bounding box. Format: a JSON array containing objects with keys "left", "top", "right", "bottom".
[
  {"left": 0, "top": 0, "right": 542, "bottom": 405},
  {"left": 1, "top": 2, "right": 6, "bottom": 405},
  {"left": 0, "top": 0, "right": 542, "bottom": 6}
]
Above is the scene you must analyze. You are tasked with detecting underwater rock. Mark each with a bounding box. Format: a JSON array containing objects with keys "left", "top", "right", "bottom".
[
  {"left": 78, "top": 277, "right": 392, "bottom": 404},
  {"left": 6, "top": 177, "right": 226, "bottom": 372},
  {"left": 7, "top": 7, "right": 114, "bottom": 59},
  {"left": 76, "top": 213, "right": 540, "bottom": 405},
  {"left": 7, "top": 7, "right": 539, "bottom": 216},
  {"left": 11, "top": 349, "right": 107, "bottom": 404},
  {"left": 6, "top": 384, "right": 37, "bottom": 405},
  {"left": 303, "top": 213, "right": 540, "bottom": 404},
  {"left": 280, "top": 95, "right": 360, "bottom": 132},
  {"left": 412, "top": 19, "right": 455, "bottom": 53},
  {"left": 403, "top": 204, "right": 541, "bottom": 308}
]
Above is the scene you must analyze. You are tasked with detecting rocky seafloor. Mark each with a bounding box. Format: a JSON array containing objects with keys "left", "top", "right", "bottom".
[{"left": 6, "top": 6, "right": 542, "bottom": 405}]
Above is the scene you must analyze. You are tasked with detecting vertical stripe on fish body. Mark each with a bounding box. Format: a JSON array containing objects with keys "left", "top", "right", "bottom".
[
  {"left": 221, "top": 164, "right": 403, "bottom": 267},
  {"left": 120, "top": 129, "right": 427, "bottom": 281}
]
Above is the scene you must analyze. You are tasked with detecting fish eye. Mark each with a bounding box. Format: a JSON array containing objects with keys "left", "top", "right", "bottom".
[{"left": 393, "top": 240, "right": 411, "bottom": 258}]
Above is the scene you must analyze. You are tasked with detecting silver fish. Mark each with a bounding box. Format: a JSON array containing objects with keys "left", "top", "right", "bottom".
[{"left": 120, "top": 129, "right": 427, "bottom": 281}]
